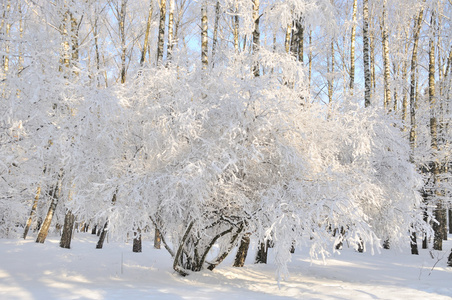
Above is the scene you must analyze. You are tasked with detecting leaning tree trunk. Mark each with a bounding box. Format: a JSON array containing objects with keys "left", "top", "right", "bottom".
[
  {"left": 140, "top": 0, "right": 153, "bottom": 66},
  {"left": 96, "top": 221, "right": 108, "bottom": 249},
  {"left": 23, "top": 186, "right": 41, "bottom": 239},
  {"left": 233, "top": 234, "right": 250, "bottom": 267},
  {"left": 36, "top": 172, "right": 63, "bottom": 244},
  {"left": 60, "top": 210, "right": 75, "bottom": 249},
  {"left": 96, "top": 193, "right": 116, "bottom": 249}
]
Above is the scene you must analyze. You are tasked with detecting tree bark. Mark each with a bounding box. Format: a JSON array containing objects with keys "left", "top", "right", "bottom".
[
  {"left": 119, "top": 0, "right": 127, "bottom": 83},
  {"left": 408, "top": 2, "right": 425, "bottom": 254},
  {"left": 154, "top": 227, "right": 161, "bottom": 249},
  {"left": 233, "top": 234, "right": 250, "bottom": 267},
  {"left": 201, "top": 0, "right": 208, "bottom": 69},
  {"left": 211, "top": 1, "right": 220, "bottom": 64},
  {"left": 140, "top": 1, "right": 153, "bottom": 66},
  {"left": 252, "top": 0, "right": 260, "bottom": 77},
  {"left": 363, "top": 0, "right": 371, "bottom": 107},
  {"left": 60, "top": 210, "right": 75, "bottom": 249},
  {"left": 255, "top": 241, "right": 267, "bottom": 264},
  {"left": 349, "top": 0, "right": 357, "bottom": 90},
  {"left": 428, "top": 13, "right": 443, "bottom": 251},
  {"left": 233, "top": 5, "right": 239, "bottom": 53},
  {"left": 285, "top": 24, "right": 291, "bottom": 54},
  {"left": 328, "top": 40, "right": 334, "bottom": 104},
  {"left": 167, "top": 0, "right": 175, "bottom": 61},
  {"left": 381, "top": 0, "right": 391, "bottom": 110},
  {"left": 23, "top": 186, "right": 41, "bottom": 239},
  {"left": 133, "top": 228, "right": 142, "bottom": 253},
  {"left": 36, "top": 172, "right": 63, "bottom": 244},
  {"left": 96, "top": 193, "right": 116, "bottom": 249},
  {"left": 156, "top": 0, "right": 166, "bottom": 65},
  {"left": 96, "top": 221, "right": 108, "bottom": 249}
]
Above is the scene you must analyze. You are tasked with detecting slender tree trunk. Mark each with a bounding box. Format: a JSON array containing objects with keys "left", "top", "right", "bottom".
[
  {"left": 233, "top": 5, "right": 239, "bottom": 53},
  {"left": 409, "top": 2, "right": 425, "bottom": 254},
  {"left": 449, "top": 209, "right": 452, "bottom": 234},
  {"left": 328, "top": 40, "right": 334, "bottom": 104},
  {"left": 349, "top": 0, "right": 357, "bottom": 91},
  {"left": 233, "top": 234, "right": 250, "bottom": 267},
  {"left": 119, "top": 0, "right": 126, "bottom": 83},
  {"left": 23, "top": 186, "right": 41, "bottom": 239},
  {"left": 252, "top": 0, "right": 260, "bottom": 77},
  {"left": 381, "top": 0, "right": 391, "bottom": 111},
  {"left": 211, "top": 1, "right": 220, "bottom": 64},
  {"left": 308, "top": 30, "right": 312, "bottom": 90},
  {"left": 285, "top": 24, "right": 291, "bottom": 54},
  {"left": 409, "top": 2, "right": 425, "bottom": 148},
  {"left": 363, "top": 0, "right": 371, "bottom": 107},
  {"left": 370, "top": 32, "right": 376, "bottom": 96},
  {"left": 3, "top": 0, "right": 10, "bottom": 75},
  {"left": 36, "top": 172, "right": 63, "bottom": 244},
  {"left": 156, "top": 0, "right": 166, "bottom": 65},
  {"left": 201, "top": 0, "right": 208, "bottom": 69},
  {"left": 166, "top": 0, "right": 175, "bottom": 62},
  {"left": 93, "top": 6, "right": 102, "bottom": 87},
  {"left": 96, "top": 193, "right": 116, "bottom": 249},
  {"left": 429, "top": 14, "right": 444, "bottom": 251},
  {"left": 140, "top": 1, "right": 153, "bottom": 66}
]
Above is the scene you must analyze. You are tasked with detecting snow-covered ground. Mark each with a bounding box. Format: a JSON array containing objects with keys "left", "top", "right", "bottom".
[{"left": 1, "top": 233, "right": 451, "bottom": 300}]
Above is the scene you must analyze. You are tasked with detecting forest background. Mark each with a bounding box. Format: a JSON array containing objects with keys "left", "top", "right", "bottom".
[{"left": 1, "top": 0, "right": 452, "bottom": 277}]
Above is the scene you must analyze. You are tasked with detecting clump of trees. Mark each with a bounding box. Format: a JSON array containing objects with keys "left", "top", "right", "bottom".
[{"left": 0, "top": 0, "right": 451, "bottom": 277}]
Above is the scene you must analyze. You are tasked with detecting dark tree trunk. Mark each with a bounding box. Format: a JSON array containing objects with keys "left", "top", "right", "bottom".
[
  {"left": 91, "top": 225, "right": 97, "bottom": 235},
  {"left": 255, "top": 241, "right": 267, "bottom": 264},
  {"left": 233, "top": 234, "right": 250, "bottom": 267},
  {"left": 422, "top": 204, "right": 429, "bottom": 249},
  {"left": 96, "top": 222, "right": 108, "bottom": 249},
  {"left": 60, "top": 210, "right": 75, "bottom": 249},
  {"left": 411, "top": 232, "right": 419, "bottom": 255},
  {"left": 207, "top": 224, "right": 243, "bottom": 271},
  {"left": 357, "top": 238, "right": 364, "bottom": 253},
  {"left": 133, "top": 228, "right": 142, "bottom": 253},
  {"left": 448, "top": 209, "right": 452, "bottom": 234},
  {"left": 433, "top": 203, "right": 445, "bottom": 250}
]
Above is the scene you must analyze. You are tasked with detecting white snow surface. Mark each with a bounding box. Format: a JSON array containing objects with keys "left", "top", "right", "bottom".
[{"left": 1, "top": 233, "right": 451, "bottom": 300}]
